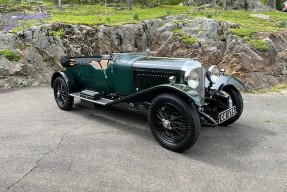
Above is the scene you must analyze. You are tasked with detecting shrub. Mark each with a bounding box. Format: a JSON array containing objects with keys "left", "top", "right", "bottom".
[
  {"left": 0, "top": 50, "right": 20, "bottom": 61},
  {"left": 250, "top": 39, "right": 269, "bottom": 52},
  {"left": 279, "top": 21, "right": 287, "bottom": 28},
  {"left": 133, "top": 12, "right": 139, "bottom": 20},
  {"left": 166, "top": 10, "right": 172, "bottom": 15},
  {"left": 206, "top": 13, "right": 213, "bottom": 19}
]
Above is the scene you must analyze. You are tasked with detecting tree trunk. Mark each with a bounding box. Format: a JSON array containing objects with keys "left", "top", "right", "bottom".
[
  {"left": 126, "top": 0, "right": 132, "bottom": 9},
  {"left": 211, "top": 0, "right": 217, "bottom": 8},
  {"left": 267, "top": 0, "right": 276, "bottom": 8},
  {"left": 58, "top": 0, "right": 62, "bottom": 9},
  {"left": 222, "top": 0, "right": 227, "bottom": 9}
]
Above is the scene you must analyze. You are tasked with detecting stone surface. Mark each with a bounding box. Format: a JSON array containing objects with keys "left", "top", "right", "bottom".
[
  {"left": 250, "top": 14, "right": 270, "bottom": 19},
  {"left": 193, "top": 0, "right": 271, "bottom": 11},
  {"left": 0, "top": 16, "right": 286, "bottom": 90}
]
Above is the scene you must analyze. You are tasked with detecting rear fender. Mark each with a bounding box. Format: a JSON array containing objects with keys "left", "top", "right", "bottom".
[
  {"left": 51, "top": 71, "right": 79, "bottom": 93},
  {"left": 111, "top": 84, "right": 204, "bottom": 107},
  {"left": 205, "top": 75, "right": 245, "bottom": 91}
]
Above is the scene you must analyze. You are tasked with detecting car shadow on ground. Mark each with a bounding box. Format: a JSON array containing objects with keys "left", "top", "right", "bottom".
[{"left": 70, "top": 101, "right": 263, "bottom": 171}]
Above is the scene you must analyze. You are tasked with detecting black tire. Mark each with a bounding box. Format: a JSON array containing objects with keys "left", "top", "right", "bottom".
[
  {"left": 53, "top": 77, "right": 74, "bottom": 111},
  {"left": 219, "top": 87, "right": 243, "bottom": 126},
  {"left": 147, "top": 94, "right": 201, "bottom": 152}
]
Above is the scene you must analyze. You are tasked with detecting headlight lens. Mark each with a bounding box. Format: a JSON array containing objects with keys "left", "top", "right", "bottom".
[
  {"left": 185, "top": 69, "right": 199, "bottom": 89},
  {"left": 207, "top": 65, "right": 220, "bottom": 83}
]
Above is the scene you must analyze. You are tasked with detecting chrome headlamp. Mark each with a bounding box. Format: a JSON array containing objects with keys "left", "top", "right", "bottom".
[
  {"left": 185, "top": 69, "right": 199, "bottom": 89},
  {"left": 206, "top": 65, "right": 220, "bottom": 83}
]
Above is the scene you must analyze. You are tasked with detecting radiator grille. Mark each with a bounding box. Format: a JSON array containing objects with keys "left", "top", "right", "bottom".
[
  {"left": 133, "top": 67, "right": 205, "bottom": 99},
  {"left": 133, "top": 68, "right": 181, "bottom": 91}
]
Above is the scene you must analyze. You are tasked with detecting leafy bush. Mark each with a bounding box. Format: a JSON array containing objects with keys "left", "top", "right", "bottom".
[
  {"left": 206, "top": 13, "right": 213, "bottom": 18},
  {"left": 278, "top": 21, "right": 287, "bottom": 28},
  {"left": 250, "top": 39, "right": 269, "bottom": 52},
  {"left": 0, "top": 50, "right": 20, "bottom": 61},
  {"left": 133, "top": 12, "right": 139, "bottom": 20}
]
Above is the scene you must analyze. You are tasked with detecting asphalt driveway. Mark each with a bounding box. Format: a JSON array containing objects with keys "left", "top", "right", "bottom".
[{"left": 0, "top": 87, "right": 286, "bottom": 192}]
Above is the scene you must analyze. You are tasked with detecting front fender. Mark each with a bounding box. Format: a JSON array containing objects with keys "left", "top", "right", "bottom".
[
  {"left": 51, "top": 71, "right": 79, "bottom": 93},
  {"left": 205, "top": 75, "right": 245, "bottom": 91},
  {"left": 112, "top": 84, "right": 204, "bottom": 107}
]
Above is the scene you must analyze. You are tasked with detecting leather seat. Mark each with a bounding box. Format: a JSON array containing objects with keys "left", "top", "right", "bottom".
[
  {"left": 100, "top": 60, "right": 109, "bottom": 69},
  {"left": 90, "top": 61, "right": 101, "bottom": 69},
  {"left": 90, "top": 60, "right": 109, "bottom": 69}
]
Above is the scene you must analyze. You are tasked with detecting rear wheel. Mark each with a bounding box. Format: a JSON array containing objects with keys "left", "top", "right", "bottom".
[
  {"left": 148, "top": 94, "right": 200, "bottom": 152},
  {"left": 53, "top": 77, "right": 74, "bottom": 110},
  {"left": 219, "top": 87, "right": 243, "bottom": 126}
]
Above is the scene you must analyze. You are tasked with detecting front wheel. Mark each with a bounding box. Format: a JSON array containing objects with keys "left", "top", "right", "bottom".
[
  {"left": 147, "top": 94, "right": 201, "bottom": 152},
  {"left": 53, "top": 77, "right": 74, "bottom": 111},
  {"left": 219, "top": 87, "right": 243, "bottom": 126}
]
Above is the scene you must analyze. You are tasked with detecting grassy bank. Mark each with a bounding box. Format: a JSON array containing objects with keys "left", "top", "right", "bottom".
[{"left": 2, "top": 3, "right": 287, "bottom": 35}]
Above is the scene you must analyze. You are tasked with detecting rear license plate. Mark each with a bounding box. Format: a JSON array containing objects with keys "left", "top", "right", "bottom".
[{"left": 218, "top": 106, "right": 237, "bottom": 123}]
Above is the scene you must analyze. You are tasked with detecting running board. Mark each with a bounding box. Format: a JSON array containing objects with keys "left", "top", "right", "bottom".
[{"left": 69, "top": 92, "right": 113, "bottom": 105}]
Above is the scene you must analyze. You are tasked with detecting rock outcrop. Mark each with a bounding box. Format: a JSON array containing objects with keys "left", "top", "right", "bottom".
[
  {"left": 193, "top": 0, "right": 271, "bottom": 12},
  {"left": 0, "top": 15, "right": 286, "bottom": 90}
]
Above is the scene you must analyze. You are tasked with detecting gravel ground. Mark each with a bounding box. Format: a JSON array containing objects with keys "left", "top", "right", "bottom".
[{"left": 0, "top": 87, "right": 286, "bottom": 192}]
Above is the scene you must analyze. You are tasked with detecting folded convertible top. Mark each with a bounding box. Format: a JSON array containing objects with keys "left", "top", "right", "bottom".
[{"left": 60, "top": 55, "right": 102, "bottom": 67}]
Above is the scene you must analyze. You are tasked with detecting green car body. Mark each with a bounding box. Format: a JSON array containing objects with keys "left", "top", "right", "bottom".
[{"left": 51, "top": 53, "right": 245, "bottom": 152}]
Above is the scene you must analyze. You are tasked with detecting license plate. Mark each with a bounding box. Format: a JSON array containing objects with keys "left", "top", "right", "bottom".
[{"left": 218, "top": 106, "right": 237, "bottom": 123}]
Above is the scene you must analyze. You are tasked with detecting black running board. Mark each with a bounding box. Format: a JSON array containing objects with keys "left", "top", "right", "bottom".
[{"left": 69, "top": 92, "right": 113, "bottom": 105}]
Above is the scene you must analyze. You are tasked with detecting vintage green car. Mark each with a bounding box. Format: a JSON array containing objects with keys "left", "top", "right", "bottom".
[{"left": 51, "top": 53, "right": 244, "bottom": 152}]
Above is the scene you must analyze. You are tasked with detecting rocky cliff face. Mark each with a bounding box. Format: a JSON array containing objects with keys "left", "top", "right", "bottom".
[
  {"left": 0, "top": 14, "right": 286, "bottom": 90},
  {"left": 192, "top": 0, "right": 271, "bottom": 12}
]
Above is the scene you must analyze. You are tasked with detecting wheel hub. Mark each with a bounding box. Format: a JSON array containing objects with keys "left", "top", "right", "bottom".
[
  {"left": 162, "top": 119, "right": 172, "bottom": 130},
  {"left": 57, "top": 90, "right": 61, "bottom": 97}
]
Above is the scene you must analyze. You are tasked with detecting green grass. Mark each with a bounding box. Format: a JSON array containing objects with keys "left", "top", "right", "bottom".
[
  {"left": 189, "top": 8, "right": 287, "bottom": 36},
  {"left": 48, "top": 29, "right": 65, "bottom": 40},
  {"left": 5, "top": 3, "right": 287, "bottom": 35},
  {"left": 48, "top": 5, "right": 191, "bottom": 26},
  {"left": 249, "top": 84, "right": 287, "bottom": 93},
  {"left": 180, "top": 36, "right": 198, "bottom": 45},
  {"left": 231, "top": 28, "right": 255, "bottom": 37},
  {"left": 172, "top": 28, "right": 185, "bottom": 36},
  {"left": 249, "top": 39, "right": 269, "bottom": 51},
  {"left": 0, "top": 50, "right": 20, "bottom": 61},
  {"left": 48, "top": 5, "right": 287, "bottom": 34},
  {"left": 172, "top": 29, "right": 198, "bottom": 45}
]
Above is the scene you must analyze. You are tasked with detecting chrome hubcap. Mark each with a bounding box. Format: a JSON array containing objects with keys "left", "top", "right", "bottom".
[{"left": 162, "top": 119, "right": 172, "bottom": 130}]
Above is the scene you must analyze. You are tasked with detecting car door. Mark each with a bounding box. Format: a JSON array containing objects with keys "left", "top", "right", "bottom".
[{"left": 79, "top": 64, "right": 94, "bottom": 86}]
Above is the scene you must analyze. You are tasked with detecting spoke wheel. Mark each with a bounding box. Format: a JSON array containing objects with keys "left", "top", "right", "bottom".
[
  {"left": 53, "top": 77, "right": 74, "bottom": 110},
  {"left": 148, "top": 94, "right": 200, "bottom": 152},
  {"left": 155, "top": 103, "right": 187, "bottom": 144}
]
